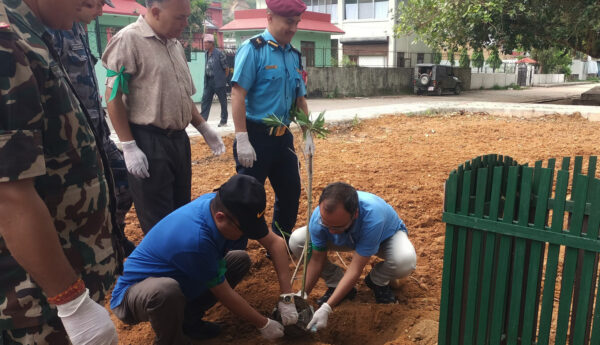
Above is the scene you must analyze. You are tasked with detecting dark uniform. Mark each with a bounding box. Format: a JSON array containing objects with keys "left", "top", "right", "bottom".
[
  {"left": 231, "top": 29, "right": 307, "bottom": 242},
  {"left": 50, "top": 22, "right": 135, "bottom": 255},
  {"left": 0, "top": 0, "right": 122, "bottom": 343},
  {"left": 201, "top": 46, "right": 229, "bottom": 125}
]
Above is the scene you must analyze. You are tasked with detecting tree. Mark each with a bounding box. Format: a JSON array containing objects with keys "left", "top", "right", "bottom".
[
  {"left": 395, "top": 0, "right": 600, "bottom": 58},
  {"left": 447, "top": 49, "right": 455, "bottom": 66},
  {"left": 532, "top": 48, "right": 573, "bottom": 74},
  {"left": 432, "top": 48, "right": 442, "bottom": 64},
  {"left": 486, "top": 46, "right": 502, "bottom": 72},
  {"left": 472, "top": 49, "right": 484, "bottom": 72},
  {"left": 459, "top": 48, "right": 471, "bottom": 68}
]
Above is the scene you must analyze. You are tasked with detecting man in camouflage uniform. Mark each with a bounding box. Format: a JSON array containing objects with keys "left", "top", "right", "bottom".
[
  {"left": 50, "top": 0, "right": 136, "bottom": 256},
  {"left": 0, "top": 0, "right": 123, "bottom": 343}
]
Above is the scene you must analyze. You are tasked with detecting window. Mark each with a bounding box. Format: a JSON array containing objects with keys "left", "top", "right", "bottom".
[
  {"left": 345, "top": 0, "right": 358, "bottom": 20},
  {"left": 301, "top": 41, "right": 316, "bottom": 67},
  {"left": 417, "top": 53, "right": 425, "bottom": 64},
  {"left": 345, "top": 0, "right": 388, "bottom": 20},
  {"left": 303, "top": 0, "right": 338, "bottom": 22},
  {"left": 396, "top": 52, "right": 405, "bottom": 67}
]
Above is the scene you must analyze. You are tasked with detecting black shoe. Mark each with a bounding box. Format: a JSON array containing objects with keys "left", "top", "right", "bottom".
[
  {"left": 365, "top": 274, "right": 397, "bottom": 304},
  {"left": 183, "top": 320, "right": 221, "bottom": 340},
  {"left": 218, "top": 122, "right": 227, "bottom": 127},
  {"left": 316, "top": 286, "right": 357, "bottom": 306}
]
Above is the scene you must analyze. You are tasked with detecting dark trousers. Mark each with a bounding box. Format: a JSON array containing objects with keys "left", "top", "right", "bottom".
[
  {"left": 128, "top": 124, "right": 191, "bottom": 234},
  {"left": 200, "top": 81, "right": 228, "bottom": 124},
  {"left": 112, "top": 251, "right": 251, "bottom": 345},
  {"left": 233, "top": 121, "right": 301, "bottom": 241}
]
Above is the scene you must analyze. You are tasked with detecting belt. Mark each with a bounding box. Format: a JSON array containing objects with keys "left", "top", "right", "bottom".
[
  {"left": 246, "top": 120, "right": 288, "bottom": 137},
  {"left": 129, "top": 123, "right": 186, "bottom": 138}
]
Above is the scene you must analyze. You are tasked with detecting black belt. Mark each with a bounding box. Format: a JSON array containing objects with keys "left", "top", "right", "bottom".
[
  {"left": 246, "top": 120, "right": 288, "bottom": 137},
  {"left": 129, "top": 123, "right": 186, "bottom": 138}
]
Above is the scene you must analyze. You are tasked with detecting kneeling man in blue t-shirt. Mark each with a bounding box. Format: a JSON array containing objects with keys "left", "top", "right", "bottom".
[
  {"left": 110, "top": 175, "right": 297, "bottom": 343},
  {"left": 289, "top": 182, "right": 417, "bottom": 332}
]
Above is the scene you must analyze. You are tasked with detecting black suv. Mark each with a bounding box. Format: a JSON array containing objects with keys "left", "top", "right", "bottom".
[{"left": 413, "top": 64, "right": 462, "bottom": 95}]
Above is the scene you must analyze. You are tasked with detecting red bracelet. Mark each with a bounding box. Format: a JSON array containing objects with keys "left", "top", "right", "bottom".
[{"left": 47, "top": 278, "right": 86, "bottom": 305}]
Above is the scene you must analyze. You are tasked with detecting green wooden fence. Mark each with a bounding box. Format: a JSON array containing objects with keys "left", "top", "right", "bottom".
[{"left": 439, "top": 154, "right": 600, "bottom": 345}]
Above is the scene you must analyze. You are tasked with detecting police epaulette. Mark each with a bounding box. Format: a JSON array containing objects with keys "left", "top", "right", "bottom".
[
  {"left": 250, "top": 36, "right": 266, "bottom": 49},
  {"left": 290, "top": 45, "right": 303, "bottom": 70}
]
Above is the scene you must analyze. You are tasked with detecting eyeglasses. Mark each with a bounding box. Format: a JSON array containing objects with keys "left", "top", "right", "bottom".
[{"left": 317, "top": 217, "right": 354, "bottom": 232}]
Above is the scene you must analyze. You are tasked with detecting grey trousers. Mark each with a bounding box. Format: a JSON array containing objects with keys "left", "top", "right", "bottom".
[
  {"left": 289, "top": 227, "right": 417, "bottom": 287},
  {"left": 112, "top": 250, "right": 251, "bottom": 345}
]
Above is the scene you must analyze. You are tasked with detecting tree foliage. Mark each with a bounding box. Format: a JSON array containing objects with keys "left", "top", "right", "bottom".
[
  {"left": 447, "top": 49, "right": 455, "bottom": 66},
  {"left": 532, "top": 48, "right": 573, "bottom": 74},
  {"left": 459, "top": 48, "right": 471, "bottom": 68},
  {"left": 486, "top": 46, "right": 502, "bottom": 72},
  {"left": 432, "top": 49, "right": 442, "bottom": 64},
  {"left": 472, "top": 49, "right": 484, "bottom": 72},
  {"left": 396, "top": 0, "right": 600, "bottom": 58}
]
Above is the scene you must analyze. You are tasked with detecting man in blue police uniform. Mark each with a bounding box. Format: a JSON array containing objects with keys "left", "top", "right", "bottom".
[
  {"left": 110, "top": 175, "right": 298, "bottom": 344},
  {"left": 50, "top": 0, "right": 136, "bottom": 255},
  {"left": 288, "top": 182, "right": 417, "bottom": 332},
  {"left": 231, "top": 0, "right": 311, "bottom": 244}
]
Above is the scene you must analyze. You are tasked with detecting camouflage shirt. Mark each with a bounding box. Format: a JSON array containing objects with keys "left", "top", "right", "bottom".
[
  {"left": 0, "top": 0, "right": 121, "bottom": 330},
  {"left": 50, "top": 23, "right": 111, "bottom": 143}
]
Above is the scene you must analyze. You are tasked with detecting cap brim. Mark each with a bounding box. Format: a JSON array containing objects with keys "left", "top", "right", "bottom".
[{"left": 104, "top": 0, "right": 115, "bottom": 8}]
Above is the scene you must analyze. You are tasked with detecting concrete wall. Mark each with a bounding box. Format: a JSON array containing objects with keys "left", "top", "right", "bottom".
[
  {"left": 306, "top": 67, "right": 413, "bottom": 97},
  {"left": 470, "top": 73, "right": 517, "bottom": 89},
  {"left": 532, "top": 74, "right": 565, "bottom": 85}
]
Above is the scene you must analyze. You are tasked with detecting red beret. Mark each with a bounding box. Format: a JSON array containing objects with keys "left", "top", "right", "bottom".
[{"left": 266, "top": 0, "right": 307, "bottom": 17}]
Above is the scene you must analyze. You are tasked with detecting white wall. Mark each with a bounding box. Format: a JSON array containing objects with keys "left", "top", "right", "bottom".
[
  {"left": 532, "top": 74, "right": 565, "bottom": 85},
  {"left": 470, "top": 74, "right": 517, "bottom": 89}
]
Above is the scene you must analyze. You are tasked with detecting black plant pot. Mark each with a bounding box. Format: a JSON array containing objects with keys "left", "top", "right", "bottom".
[{"left": 272, "top": 297, "right": 314, "bottom": 337}]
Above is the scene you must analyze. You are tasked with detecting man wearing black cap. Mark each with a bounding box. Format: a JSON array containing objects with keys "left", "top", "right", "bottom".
[{"left": 110, "top": 175, "right": 298, "bottom": 344}]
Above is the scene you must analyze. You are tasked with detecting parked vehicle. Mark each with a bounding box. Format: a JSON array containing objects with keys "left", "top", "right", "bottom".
[{"left": 413, "top": 64, "right": 462, "bottom": 96}]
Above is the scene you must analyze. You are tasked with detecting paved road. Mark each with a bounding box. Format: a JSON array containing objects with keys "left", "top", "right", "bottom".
[{"left": 108, "top": 83, "right": 599, "bottom": 143}]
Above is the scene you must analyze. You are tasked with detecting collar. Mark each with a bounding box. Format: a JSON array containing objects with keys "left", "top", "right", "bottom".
[
  {"left": 2, "top": 0, "right": 50, "bottom": 39},
  {"left": 261, "top": 29, "right": 291, "bottom": 52},
  {"left": 138, "top": 15, "right": 176, "bottom": 45}
]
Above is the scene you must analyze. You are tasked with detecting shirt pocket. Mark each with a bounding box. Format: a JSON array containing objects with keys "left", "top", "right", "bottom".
[{"left": 66, "top": 43, "right": 88, "bottom": 67}]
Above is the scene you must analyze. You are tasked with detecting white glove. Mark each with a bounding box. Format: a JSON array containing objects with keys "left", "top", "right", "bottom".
[
  {"left": 304, "top": 132, "right": 315, "bottom": 155},
  {"left": 195, "top": 122, "right": 225, "bottom": 156},
  {"left": 258, "top": 318, "right": 284, "bottom": 340},
  {"left": 306, "top": 302, "right": 332, "bottom": 332},
  {"left": 235, "top": 132, "right": 257, "bottom": 168},
  {"left": 121, "top": 140, "right": 149, "bottom": 178},
  {"left": 278, "top": 296, "right": 298, "bottom": 326},
  {"left": 57, "top": 289, "right": 119, "bottom": 345}
]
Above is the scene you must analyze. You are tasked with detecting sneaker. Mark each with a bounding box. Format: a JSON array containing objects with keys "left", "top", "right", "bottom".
[
  {"left": 365, "top": 274, "right": 397, "bottom": 304},
  {"left": 182, "top": 320, "right": 221, "bottom": 340},
  {"left": 218, "top": 122, "right": 227, "bottom": 127},
  {"left": 316, "top": 286, "right": 357, "bottom": 306}
]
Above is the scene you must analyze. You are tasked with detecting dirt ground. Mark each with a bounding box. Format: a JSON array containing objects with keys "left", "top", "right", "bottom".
[{"left": 111, "top": 111, "right": 600, "bottom": 345}]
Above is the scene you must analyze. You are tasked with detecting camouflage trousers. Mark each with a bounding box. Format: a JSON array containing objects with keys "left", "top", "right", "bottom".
[
  {"left": 104, "top": 138, "right": 132, "bottom": 229},
  {"left": 0, "top": 315, "right": 70, "bottom": 345}
]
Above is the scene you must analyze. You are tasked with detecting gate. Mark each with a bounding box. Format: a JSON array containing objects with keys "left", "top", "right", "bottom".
[
  {"left": 518, "top": 65, "right": 528, "bottom": 86},
  {"left": 439, "top": 154, "right": 600, "bottom": 345}
]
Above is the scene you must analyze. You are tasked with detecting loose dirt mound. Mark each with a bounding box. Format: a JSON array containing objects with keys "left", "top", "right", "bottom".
[{"left": 112, "top": 112, "right": 600, "bottom": 344}]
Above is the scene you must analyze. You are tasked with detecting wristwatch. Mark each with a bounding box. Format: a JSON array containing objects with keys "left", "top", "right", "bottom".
[{"left": 279, "top": 293, "right": 295, "bottom": 304}]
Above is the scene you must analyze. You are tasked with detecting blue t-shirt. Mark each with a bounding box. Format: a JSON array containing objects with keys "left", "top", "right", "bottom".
[
  {"left": 110, "top": 193, "right": 242, "bottom": 309},
  {"left": 309, "top": 191, "right": 407, "bottom": 257},
  {"left": 231, "top": 29, "right": 307, "bottom": 125}
]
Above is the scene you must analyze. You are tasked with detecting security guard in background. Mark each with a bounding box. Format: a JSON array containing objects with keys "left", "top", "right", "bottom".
[{"left": 230, "top": 0, "right": 311, "bottom": 244}]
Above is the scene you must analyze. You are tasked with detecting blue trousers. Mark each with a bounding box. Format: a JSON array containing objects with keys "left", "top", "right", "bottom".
[
  {"left": 200, "top": 82, "right": 228, "bottom": 124},
  {"left": 233, "top": 121, "right": 301, "bottom": 241}
]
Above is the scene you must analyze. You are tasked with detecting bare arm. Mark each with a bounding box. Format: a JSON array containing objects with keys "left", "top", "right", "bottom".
[
  {"left": 258, "top": 232, "right": 293, "bottom": 294},
  {"left": 0, "top": 178, "right": 78, "bottom": 296},
  {"left": 296, "top": 96, "right": 309, "bottom": 118},
  {"left": 232, "top": 84, "right": 247, "bottom": 133},
  {"left": 303, "top": 249, "right": 327, "bottom": 295},
  {"left": 105, "top": 87, "right": 133, "bottom": 142},
  {"left": 210, "top": 280, "right": 268, "bottom": 328},
  {"left": 326, "top": 252, "right": 369, "bottom": 307}
]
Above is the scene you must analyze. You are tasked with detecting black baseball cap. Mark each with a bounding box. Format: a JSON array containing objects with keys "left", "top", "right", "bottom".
[{"left": 216, "top": 175, "right": 269, "bottom": 240}]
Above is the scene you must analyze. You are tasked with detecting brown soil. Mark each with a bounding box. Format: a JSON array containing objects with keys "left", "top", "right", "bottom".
[{"left": 111, "top": 112, "right": 600, "bottom": 345}]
